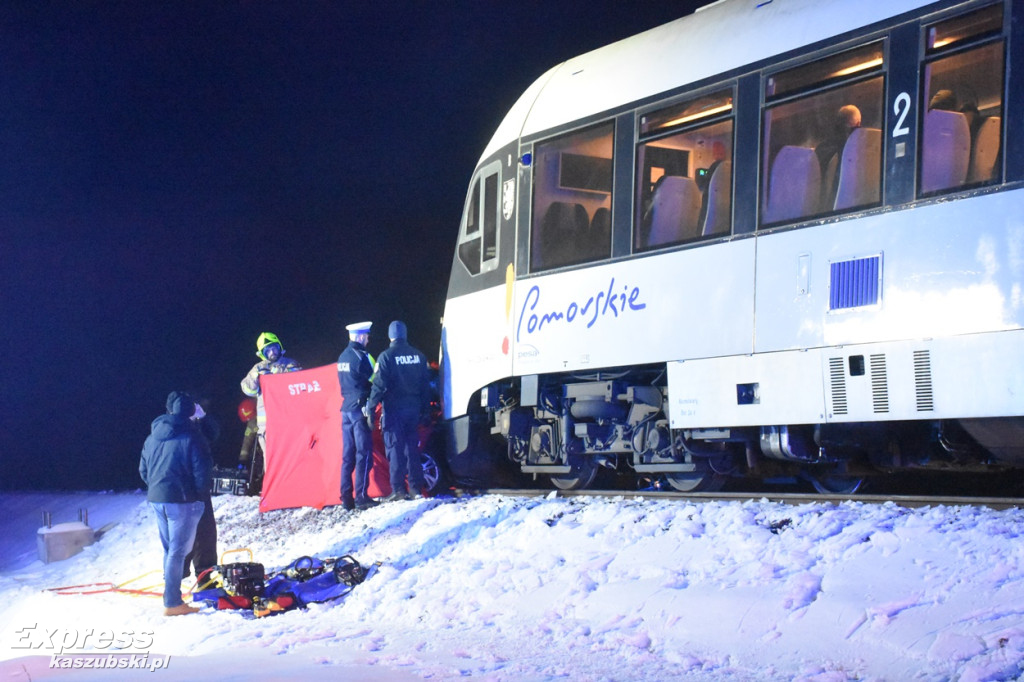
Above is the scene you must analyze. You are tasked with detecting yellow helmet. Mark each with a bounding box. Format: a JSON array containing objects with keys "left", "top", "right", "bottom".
[{"left": 256, "top": 332, "right": 284, "bottom": 360}]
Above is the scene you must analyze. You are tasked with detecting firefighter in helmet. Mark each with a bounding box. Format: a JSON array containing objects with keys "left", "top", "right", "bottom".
[{"left": 240, "top": 332, "right": 302, "bottom": 452}]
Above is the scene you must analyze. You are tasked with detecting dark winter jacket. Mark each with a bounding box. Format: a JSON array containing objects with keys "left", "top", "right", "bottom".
[
  {"left": 366, "top": 338, "right": 430, "bottom": 416},
  {"left": 337, "top": 340, "right": 374, "bottom": 412},
  {"left": 139, "top": 392, "right": 213, "bottom": 503}
]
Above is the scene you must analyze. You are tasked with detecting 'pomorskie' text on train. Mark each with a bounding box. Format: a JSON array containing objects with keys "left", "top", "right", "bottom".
[{"left": 516, "top": 278, "right": 647, "bottom": 341}]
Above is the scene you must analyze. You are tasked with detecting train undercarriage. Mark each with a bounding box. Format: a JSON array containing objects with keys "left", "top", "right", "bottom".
[{"left": 478, "top": 368, "right": 1024, "bottom": 494}]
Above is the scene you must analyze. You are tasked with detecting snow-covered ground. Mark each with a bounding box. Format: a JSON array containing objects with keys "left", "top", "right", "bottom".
[{"left": 0, "top": 489, "right": 1023, "bottom": 681}]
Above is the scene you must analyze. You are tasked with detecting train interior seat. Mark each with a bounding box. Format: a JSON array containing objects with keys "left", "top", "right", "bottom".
[
  {"left": 569, "top": 202, "right": 590, "bottom": 243},
  {"left": 821, "top": 153, "right": 839, "bottom": 212},
  {"left": 701, "top": 160, "right": 731, "bottom": 236},
  {"left": 647, "top": 175, "right": 701, "bottom": 247},
  {"left": 920, "top": 108, "right": 970, "bottom": 193},
  {"left": 589, "top": 207, "right": 611, "bottom": 259},
  {"left": 833, "top": 127, "right": 881, "bottom": 210},
  {"left": 967, "top": 116, "right": 1001, "bottom": 184},
  {"left": 763, "top": 146, "right": 821, "bottom": 224},
  {"left": 538, "top": 201, "right": 589, "bottom": 268}
]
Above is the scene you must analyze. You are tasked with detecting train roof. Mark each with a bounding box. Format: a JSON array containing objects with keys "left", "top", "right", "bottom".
[{"left": 480, "top": 0, "right": 938, "bottom": 161}]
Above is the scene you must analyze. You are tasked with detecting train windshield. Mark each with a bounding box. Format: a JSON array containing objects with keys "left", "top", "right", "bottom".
[{"left": 457, "top": 162, "right": 501, "bottom": 276}]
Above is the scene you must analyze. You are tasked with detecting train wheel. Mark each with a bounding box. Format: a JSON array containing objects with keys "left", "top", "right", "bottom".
[
  {"left": 808, "top": 474, "right": 863, "bottom": 495},
  {"left": 664, "top": 470, "right": 726, "bottom": 492},
  {"left": 550, "top": 458, "right": 598, "bottom": 490}
]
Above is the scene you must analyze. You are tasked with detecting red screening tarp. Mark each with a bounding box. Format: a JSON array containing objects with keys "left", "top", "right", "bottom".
[{"left": 258, "top": 364, "right": 391, "bottom": 513}]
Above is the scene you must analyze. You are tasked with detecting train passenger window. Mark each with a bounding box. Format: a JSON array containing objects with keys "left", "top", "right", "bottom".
[
  {"left": 919, "top": 5, "right": 1004, "bottom": 195},
  {"left": 530, "top": 123, "right": 613, "bottom": 272},
  {"left": 635, "top": 89, "right": 734, "bottom": 251},
  {"left": 761, "top": 42, "right": 885, "bottom": 227},
  {"left": 457, "top": 163, "right": 501, "bottom": 276},
  {"left": 925, "top": 4, "right": 1002, "bottom": 55}
]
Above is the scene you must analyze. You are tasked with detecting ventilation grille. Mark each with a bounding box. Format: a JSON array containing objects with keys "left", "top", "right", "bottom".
[
  {"left": 870, "top": 353, "right": 889, "bottom": 413},
  {"left": 914, "top": 350, "right": 934, "bottom": 411},
  {"left": 830, "top": 255, "right": 881, "bottom": 310},
  {"left": 829, "top": 357, "right": 848, "bottom": 415}
]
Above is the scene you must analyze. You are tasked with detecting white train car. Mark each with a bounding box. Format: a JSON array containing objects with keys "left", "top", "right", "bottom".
[{"left": 440, "top": 0, "right": 1023, "bottom": 492}]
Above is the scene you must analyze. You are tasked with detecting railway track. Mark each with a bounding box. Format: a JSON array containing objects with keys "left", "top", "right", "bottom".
[{"left": 455, "top": 488, "right": 1024, "bottom": 511}]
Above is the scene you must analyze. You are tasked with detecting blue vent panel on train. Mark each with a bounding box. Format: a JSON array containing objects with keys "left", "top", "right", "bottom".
[{"left": 829, "top": 255, "right": 881, "bottom": 310}]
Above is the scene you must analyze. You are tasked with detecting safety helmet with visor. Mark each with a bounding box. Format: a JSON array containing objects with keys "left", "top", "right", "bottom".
[{"left": 256, "top": 332, "right": 284, "bottom": 362}]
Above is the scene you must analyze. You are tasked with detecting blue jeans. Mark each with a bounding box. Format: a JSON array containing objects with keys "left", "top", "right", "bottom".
[{"left": 151, "top": 501, "right": 204, "bottom": 607}]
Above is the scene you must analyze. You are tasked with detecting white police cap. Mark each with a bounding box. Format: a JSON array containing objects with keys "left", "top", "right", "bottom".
[{"left": 346, "top": 321, "right": 372, "bottom": 334}]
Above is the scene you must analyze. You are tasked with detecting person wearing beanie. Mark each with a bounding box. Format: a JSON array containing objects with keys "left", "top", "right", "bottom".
[
  {"left": 139, "top": 391, "right": 213, "bottom": 616},
  {"left": 337, "top": 320, "right": 378, "bottom": 511},
  {"left": 364, "top": 320, "right": 432, "bottom": 500},
  {"left": 387, "top": 320, "right": 406, "bottom": 340}
]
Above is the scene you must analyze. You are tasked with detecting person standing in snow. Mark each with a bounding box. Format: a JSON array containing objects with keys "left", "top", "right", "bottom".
[
  {"left": 337, "top": 320, "right": 378, "bottom": 511},
  {"left": 240, "top": 331, "right": 302, "bottom": 451},
  {"left": 364, "top": 320, "right": 432, "bottom": 501},
  {"left": 139, "top": 391, "right": 213, "bottom": 616}
]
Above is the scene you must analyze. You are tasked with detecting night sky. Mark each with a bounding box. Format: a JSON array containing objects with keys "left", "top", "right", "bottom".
[{"left": 2, "top": 1, "right": 709, "bottom": 491}]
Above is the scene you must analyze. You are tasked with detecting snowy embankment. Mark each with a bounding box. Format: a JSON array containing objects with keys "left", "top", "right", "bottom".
[{"left": 1, "top": 490, "right": 1023, "bottom": 681}]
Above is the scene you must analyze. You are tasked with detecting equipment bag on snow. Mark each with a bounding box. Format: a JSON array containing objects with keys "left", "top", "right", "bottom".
[
  {"left": 264, "top": 555, "right": 367, "bottom": 606},
  {"left": 192, "top": 551, "right": 372, "bottom": 617}
]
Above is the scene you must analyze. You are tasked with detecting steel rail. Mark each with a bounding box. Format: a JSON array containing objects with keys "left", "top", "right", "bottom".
[{"left": 453, "top": 488, "right": 1023, "bottom": 510}]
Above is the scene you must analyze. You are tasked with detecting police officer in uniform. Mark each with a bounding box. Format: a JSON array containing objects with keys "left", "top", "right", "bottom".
[
  {"left": 364, "top": 320, "right": 431, "bottom": 501},
  {"left": 337, "top": 321, "right": 377, "bottom": 510}
]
